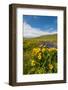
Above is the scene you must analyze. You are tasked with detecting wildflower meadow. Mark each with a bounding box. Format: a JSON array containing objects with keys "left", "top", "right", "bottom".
[{"left": 23, "top": 34, "right": 57, "bottom": 74}]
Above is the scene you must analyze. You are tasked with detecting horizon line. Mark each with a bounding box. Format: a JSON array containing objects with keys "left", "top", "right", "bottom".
[{"left": 24, "top": 32, "right": 57, "bottom": 38}]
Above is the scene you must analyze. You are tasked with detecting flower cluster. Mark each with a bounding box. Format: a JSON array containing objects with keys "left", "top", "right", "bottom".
[
  {"left": 48, "top": 48, "right": 57, "bottom": 52},
  {"left": 30, "top": 47, "right": 57, "bottom": 74},
  {"left": 32, "top": 48, "right": 41, "bottom": 55}
]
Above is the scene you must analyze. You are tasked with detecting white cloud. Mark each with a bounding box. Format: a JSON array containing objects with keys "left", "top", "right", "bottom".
[{"left": 23, "top": 22, "right": 57, "bottom": 38}]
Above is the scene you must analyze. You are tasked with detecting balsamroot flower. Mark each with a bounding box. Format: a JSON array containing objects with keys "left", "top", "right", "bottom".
[
  {"left": 48, "top": 48, "right": 57, "bottom": 52},
  {"left": 38, "top": 52, "right": 42, "bottom": 60},
  {"left": 32, "top": 48, "right": 41, "bottom": 55},
  {"left": 42, "top": 48, "right": 46, "bottom": 53},
  {"left": 31, "top": 60, "right": 36, "bottom": 66},
  {"left": 48, "top": 64, "right": 53, "bottom": 70}
]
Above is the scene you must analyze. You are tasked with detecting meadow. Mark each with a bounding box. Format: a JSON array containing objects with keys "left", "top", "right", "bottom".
[{"left": 23, "top": 34, "right": 57, "bottom": 75}]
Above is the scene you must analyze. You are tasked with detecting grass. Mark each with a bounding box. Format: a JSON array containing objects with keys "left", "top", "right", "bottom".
[{"left": 23, "top": 34, "right": 57, "bottom": 75}]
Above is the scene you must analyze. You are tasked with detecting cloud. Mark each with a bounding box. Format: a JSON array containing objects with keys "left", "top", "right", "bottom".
[{"left": 23, "top": 22, "right": 57, "bottom": 38}]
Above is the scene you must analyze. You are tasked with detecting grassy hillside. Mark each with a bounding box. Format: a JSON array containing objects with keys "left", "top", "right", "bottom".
[
  {"left": 23, "top": 34, "right": 57, "bottom": 74},
  {"left": 24, "top": 34, "right": 57, "bottom": 43},
  {"left": 24, "top": 34, "right": 57, "bottom": 50}
]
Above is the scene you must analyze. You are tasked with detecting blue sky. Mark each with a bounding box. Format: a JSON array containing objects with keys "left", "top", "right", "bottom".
[{"left": 23, "top": 15, "right": 57, "bottom": 38}]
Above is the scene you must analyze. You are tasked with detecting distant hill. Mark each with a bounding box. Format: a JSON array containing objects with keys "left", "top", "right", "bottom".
[
  {"left": 35, "top": 34, "right": 57, "bottom": 39},
  {"left": 24, "top": 34, "right": 57, "bottom": 43}
]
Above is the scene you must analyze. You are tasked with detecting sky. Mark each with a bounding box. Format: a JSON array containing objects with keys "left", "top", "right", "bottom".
[{"left": 23, "top": 15, "right": 57, "bottom": 38}]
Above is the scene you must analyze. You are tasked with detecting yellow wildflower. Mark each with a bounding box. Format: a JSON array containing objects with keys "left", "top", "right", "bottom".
[
  {"left": 32, "top": 48, "right": 41, "bottom": 55},
  {"left": 48, "top": 48, "right": 57, "bottom": 52},
  {"left": 48, "top": 64, "right": 53, "bottom": 70},
  {"left": 31, "top": 60, "right": 36, "bottom": 66},
  {"left": 42, "top": 48, "right": 46, "bottom": 53},
  {"left": 38, "top": 53, "right": 42, "bottom": 60}
]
